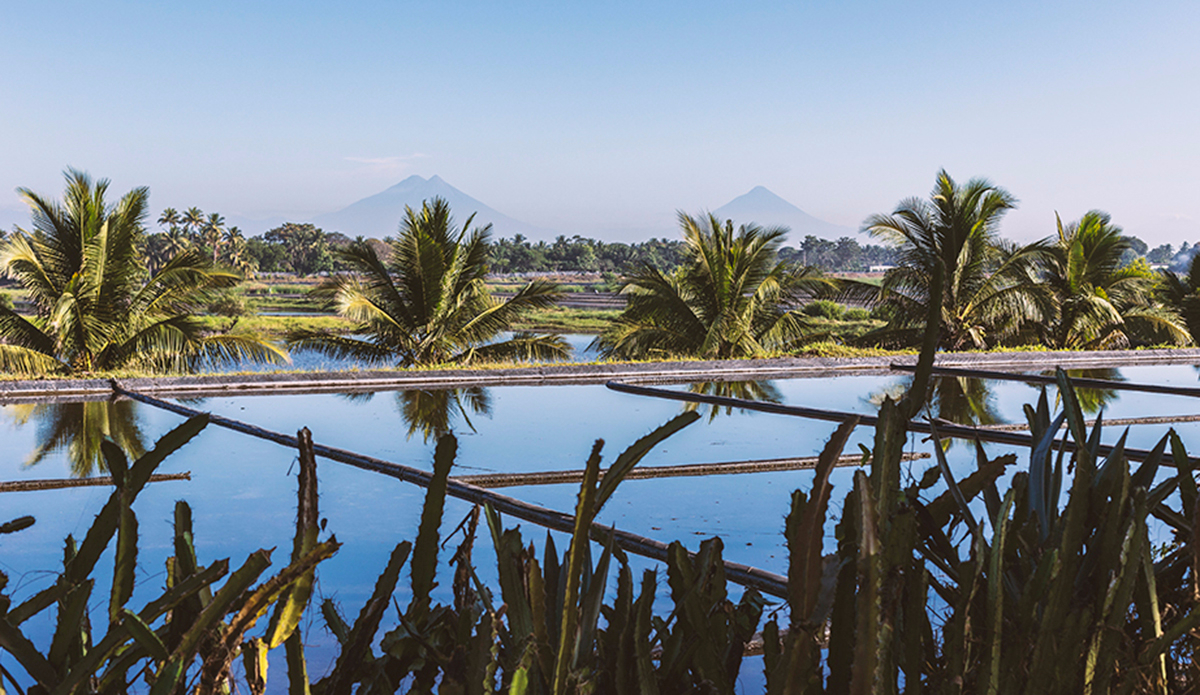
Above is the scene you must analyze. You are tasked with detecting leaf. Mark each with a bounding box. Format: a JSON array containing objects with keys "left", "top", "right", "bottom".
[
  {"left": 789, "top": 417, "right": 857, "bottom": 626},
  {"left": 109, "top": 499, "right": 137, "bottom": 623},
  {"left": 267, "top": 427, "right": 322, "bottom": 649},
  {"left": 325, "top": 541, "right": 411, "bottom": 695},
  {"left": 100, "top": 440, "right": 128, "bottom": 491},
  {"left": 0, "top": 618, "right": 58, "bottom": 690},
  {"left": 1029, "top": 409, "right": 1067, "bottom": 540},
  {"left": 594, "top": 411, "right": 699, "bottom": 512},
  {"left": 929, "top": 420, "right": 985, "bottom": 550},
  {"left": 410, "top": 434, "right": 456, "bottom": 614},
  {"left": 48, "top": 579, "right": 93, "bottom": 675},
  {"left": 0, "top": 517, "right": 34, "bottom": 535},
  {"left": 121, "top": 609, "right": 169, "bottom": 663}
]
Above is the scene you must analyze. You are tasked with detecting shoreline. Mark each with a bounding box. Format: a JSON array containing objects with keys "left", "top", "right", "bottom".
[{"left": 2, "top": 347, "right": 1198, "bottom": 403}]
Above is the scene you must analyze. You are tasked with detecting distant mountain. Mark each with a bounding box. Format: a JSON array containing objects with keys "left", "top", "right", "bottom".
[
  {"left": 711, "top": 186, "right": 851, "bottom": 240},
  {"left": 312, "top": 175, "right": 558, "bottom": 240}
]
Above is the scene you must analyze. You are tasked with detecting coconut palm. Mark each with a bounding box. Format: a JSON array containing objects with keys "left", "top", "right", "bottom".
[
  {"left": 1156, "top": 252, "right": 1200, "bottom": 344},
  {"left": 594, "top": 212, "right": 835, "bottom": 360},
  {"left": 202, "top": 212, "right": 225, "bottom": 263},
  {"left": 1042, "top": 211, "right": 1187, "bottom": 348},
  {"left": 180, "top": 206, "right": 205, "bottom": 240},
  {"left": 220, "top": 226, "right": 254, "bottom": 276},
  {"left": 0, "top": 169, "right": 286, "bottom": 374},
  {"left": 288, "top": 197, "right": 569, "bottom": 367},
  {"left": 861, "top": 170, "right": 1054, "bottom": 350},
  {"left": 157, "top": 207, "right": 181, "bottom": 232}
]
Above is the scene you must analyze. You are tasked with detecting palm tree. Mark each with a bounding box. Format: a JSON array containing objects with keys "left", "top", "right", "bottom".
[
  {"left": 1156, "top": 253, "right": 1200, "bottom": 344},
  {"left": 220, "top": 226, "right": 254, "bottom": 276},
  {"left": 0, "top": 169, "right": 286, "bottom": 374},
  {"left": 157, "top": 207, "right": 181, "bottom": 232},
  {"left": 180, "top": 206, "right": 205, "bottom": 241},
  {"left": 202, "top": 212, "right": 225, "bottom": 263},
  {"left": 287, "top": 197, "right": 569, "bottom": 367},
  {"left": 861, "top": 170, "right": 1053, "bottom": 351},
  {"left": 594, "top": 212, "right": 835, "bottom": 360},
  {"left": 1042, "top": 211, "right": 1187, "bottom": 348}
]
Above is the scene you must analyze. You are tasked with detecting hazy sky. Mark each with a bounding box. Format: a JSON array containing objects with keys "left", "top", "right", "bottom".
[{"left": 2, "top": 0, "right": 1198, "bottom": 243}]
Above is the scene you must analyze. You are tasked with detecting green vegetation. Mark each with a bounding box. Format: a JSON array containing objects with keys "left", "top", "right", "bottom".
[
  {"left": 0, "top": 170, "right": 285, "bottom": 374},
  {"left": 287, "top": 198, "right": 571, "bottom": 367},
  {"left": 854, "top": 171, "right": 1195, "bottom": 353},
  {"left": 862, "top": 169, "right": 1054, "bottom": 350},
  {"left": 800, "top": 298, "right": 846, "bottom": 319},
  {"left": 1044, "top": 211, "right": 1186, "bottom": 348},
  {"left": 1157, "top": 253, "right": 1200, "bottom": 343},
  {"left": 595, "top": 212, "right": 836, "bottom": 360},
  {"left": 196, "top": 314, "right": 351, "bottom": 338},
  {"left": 510, "top": 307, "right": 621, "bottom": 333}
]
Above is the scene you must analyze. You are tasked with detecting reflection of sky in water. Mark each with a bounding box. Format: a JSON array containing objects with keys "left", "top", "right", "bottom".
[{"left": 3, "top": 363, "right": 1200, "bottom": 688}]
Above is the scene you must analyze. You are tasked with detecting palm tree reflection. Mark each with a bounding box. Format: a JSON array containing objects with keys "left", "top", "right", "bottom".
[
  {"left": 5, "top": 399, "right": 146, "bottom": 477},
  {"left": 867, "top": 376, "right": 1002, "bottom": 427},
  {"left": 396, "top": 387, "right": 492, "bottom": 442},
  {"left": 1040, "top": 368, "right": 1121, "bottom": 415},
  {"left": 684, "top": 381, "right": 782, "bottom": 421}
]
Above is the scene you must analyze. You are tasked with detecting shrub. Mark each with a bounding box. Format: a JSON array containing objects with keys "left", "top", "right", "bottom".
[
  {"left": 208, "top": 292, "right": 252, "bottom": 317},
  {"left": 802, "top": 299, "right": 845, "bottom": 320},
  {"left": 844, "top": 306, "right": 871, "bottom": 321}
]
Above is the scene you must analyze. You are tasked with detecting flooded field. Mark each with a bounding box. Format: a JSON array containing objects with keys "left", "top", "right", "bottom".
[{"left": 3, "top": 363, "right": 1199, "bottom": 687}]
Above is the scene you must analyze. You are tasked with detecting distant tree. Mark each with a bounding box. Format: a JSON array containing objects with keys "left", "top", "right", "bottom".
[
  {"left": 1148, "top": 243, "right": 1175, "bottom": 264},
  {"left": 200, "top": 212, "right": 226, "bottom": 263},
  {"left": 1120, "top": 235, "right": 1150, "bottom": 266},
  {"left": 246, "top": 236, "right": 288, "bottom": 272},
  {"left": 180, "top": 206, "right": 205, "bottom": 240},
  {"left": 1157, "top": 253, "right": 1200, "bottom": 345},
  {"left": 263, "top": 223, "right": 333, "bottom": 275}
]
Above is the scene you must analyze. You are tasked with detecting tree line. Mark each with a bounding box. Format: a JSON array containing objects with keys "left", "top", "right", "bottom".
[{"left": 137, "top": 211, "right": 1195, "bottom": 277}]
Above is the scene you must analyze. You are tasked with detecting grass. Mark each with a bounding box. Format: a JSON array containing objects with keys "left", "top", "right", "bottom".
[
  {"left": 510, "top": 307, "right": 622, "bottom": 333},
  {"left": 196, "top": 315, "right": 352, "bottom": 338}
]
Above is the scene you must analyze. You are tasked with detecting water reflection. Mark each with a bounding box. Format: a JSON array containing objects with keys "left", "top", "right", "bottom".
[
  {"left": 397, "top": 388, "right": 492, "bottom": 442},
  {"left": 1039, "top": 368, "right": 1122, "bottom": 415},
  {"left": 684, "top": 381, "right": 782, "bottom": 421},
  {"left": 4, "top": 399, "right": 146, "bottom": 477},
  {"left": 866, "top": 376, "right": 1001, "bottom": 426}
]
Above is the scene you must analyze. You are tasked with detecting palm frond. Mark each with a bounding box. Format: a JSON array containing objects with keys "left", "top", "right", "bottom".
[
  {"left": 286, "top": 330, "right": 401, "bottom": 366},
  {"left": 456, "top": 332, "right": 572, "bottom": 364}
]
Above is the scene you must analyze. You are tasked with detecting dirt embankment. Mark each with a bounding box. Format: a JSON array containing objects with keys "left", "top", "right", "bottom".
[{"left": 2, "top": 347, "right": 1198, "bottom": 403}]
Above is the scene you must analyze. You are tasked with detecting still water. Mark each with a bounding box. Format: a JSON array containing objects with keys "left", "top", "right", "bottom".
[{"left": 3, "top": 364, "right": 1199, "bottom": 687}]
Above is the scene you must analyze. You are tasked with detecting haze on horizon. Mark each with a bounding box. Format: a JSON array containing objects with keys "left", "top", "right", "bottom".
[{"left": 2, "top": 0, "right": 1198, "bottom": 245}]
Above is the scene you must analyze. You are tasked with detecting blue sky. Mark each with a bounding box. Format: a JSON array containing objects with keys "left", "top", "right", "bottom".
[{"left": 2, "top": 0, "right": 1198, "bottom": 243}]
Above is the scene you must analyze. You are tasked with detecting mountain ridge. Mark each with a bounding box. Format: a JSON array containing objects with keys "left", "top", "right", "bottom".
[
  {"left": 710, "top": 186, "right": 852, "bottom": 240},
  {"left": 311, "top": 175, "right": 557, "bottom": 240}
]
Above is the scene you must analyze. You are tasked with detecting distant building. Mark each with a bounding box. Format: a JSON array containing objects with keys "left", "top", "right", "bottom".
[{"left": 869, "top": 265, "right": 896, "bottom": 273}]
